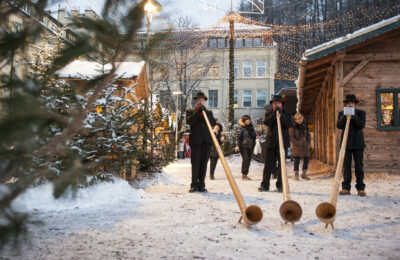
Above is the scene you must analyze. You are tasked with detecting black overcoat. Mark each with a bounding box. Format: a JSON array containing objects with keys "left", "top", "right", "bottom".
[
  {"left": 337, "top": 109, "right": 366, "bottom": 150},
  {"left": 186, "top": 107, "right": 216, "bottom": 146},
  {"left": 264, "top": 108, "right": 292, "bottom": 149}
]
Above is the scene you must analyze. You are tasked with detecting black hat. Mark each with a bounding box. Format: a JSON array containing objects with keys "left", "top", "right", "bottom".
[
  {"left": 193, "top": 91, "right": 208, "bottom": 101},
  {"left": 343, "top": 94, "right": 359, "bottom": 104},
  {"left": 216, "top": 123, "right": 223, "bottom": 132},
  {"left": 270, "top": 95, "right": 285, "bottom": 105},
  {"left": 242, "top": 115, "right": 251, "bottom": 122}
]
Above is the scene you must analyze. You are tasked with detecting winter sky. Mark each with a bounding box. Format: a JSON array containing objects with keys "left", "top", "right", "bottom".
[{"left": 48, "top": 0, "right": 246, "bottom": 28}]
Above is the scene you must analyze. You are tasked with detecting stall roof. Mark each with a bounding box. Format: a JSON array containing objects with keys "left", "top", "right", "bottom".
[
  {"left": 55, "top": 60, "right": 146, "bottom": 80},
  {"left": 304, "top": 15, "right": 400, "bottom": 61}
]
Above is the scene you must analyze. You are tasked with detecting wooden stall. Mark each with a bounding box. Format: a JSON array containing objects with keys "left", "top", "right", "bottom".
[{"left": 297, "top": 15, "right": 400, "bottom": 174}]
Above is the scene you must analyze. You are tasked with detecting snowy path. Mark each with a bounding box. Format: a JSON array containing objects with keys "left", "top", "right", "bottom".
[{"left": 2, "top": 155, "right": 400, "bottom": 259}]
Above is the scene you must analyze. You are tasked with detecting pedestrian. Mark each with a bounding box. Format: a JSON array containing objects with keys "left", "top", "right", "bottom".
[
  {"left": 259, "top": 95, "right": 292, "bottom": 192},
  {"left": 186, "top": 91, "right": 216, "bottom": 193},
  {"left": 235, "top": 115, "right": 257, "bottom": 180},
  {"left": 337, "top": 94, "right": 366, "bottom": 197},
  {"left": 209, "top": 123, "right": 224, "bottom": 180},
  {"left": 178, "top": 136, "right": 185, "bottom": 159},
  {"left": 289, "top": 113, "right": 311, "bottom": 180}
]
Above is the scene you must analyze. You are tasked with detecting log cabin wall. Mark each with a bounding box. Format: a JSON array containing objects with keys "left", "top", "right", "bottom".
[{"left": 340, "top": 31, "right": 400, "bottom": 173}]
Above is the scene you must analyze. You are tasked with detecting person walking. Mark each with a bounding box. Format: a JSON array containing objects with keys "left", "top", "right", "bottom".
[
  {"left": 186, "top": 92, "right": 216, "bottom": 193},
  {"left": 178, "top": 136, "right": 185, "bottom": 159},
  {"left": 289, "top": 113, "right": 311, "bottom": 180},
  {"left": 235, "top": 115, "right": 257, "bottom": 180},
  {"left": 259, "top": 95, "right": 292, "bottom": 192},
  {"left": 337, "top": 94, "right": 367, "bottom": 197},
  {"left": 209, "top": 123, "right": 224, "bottom": 180}
]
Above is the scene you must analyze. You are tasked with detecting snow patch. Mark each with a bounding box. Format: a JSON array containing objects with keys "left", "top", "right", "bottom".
[
  {"left": 133, "top": 171, "right": 182, "bottom": 190},
  {"left": 12, "top": 178, "right": 145, "bottom": 212}
]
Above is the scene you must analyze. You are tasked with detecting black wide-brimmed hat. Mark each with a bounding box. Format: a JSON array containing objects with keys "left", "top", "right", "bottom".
[
  {"left": 343, "top": 94, "right": 359, "bottom": 104},
  {"left": 270, "top": 95, "right": 285, "bottom": 105},
  {"left": 193, "top": 91, "right": 208, "bottom": 101}
]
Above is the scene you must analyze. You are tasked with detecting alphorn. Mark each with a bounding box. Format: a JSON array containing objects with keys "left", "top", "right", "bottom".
[
  {"left": 276, "top": 110, "right": 303, "bottom": 224},
  {"left": 315, "top": 115, "right": 351, "bottom": 229},
  {"left": 202, "top": 111, "right": 263, "bottom": 225}
]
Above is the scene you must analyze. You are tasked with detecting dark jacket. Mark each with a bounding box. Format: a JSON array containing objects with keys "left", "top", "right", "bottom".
[
  {"left": 237, "top": 119, "right": 257, "bottom": 149},
  {"left": 210, "top": 131, "right": 222, "bottom": 158},
  {"left": 264, "top": 108, "right": 292, "bottom": 149},
  {"left": 289, "top": 122, "right": 311, "bottom": 157},
  {"left": 186, "top": 106, "right": 216, "bottom": 146},
  {"left": 337, "top": 109, "right": 366, "bottom": 150}
]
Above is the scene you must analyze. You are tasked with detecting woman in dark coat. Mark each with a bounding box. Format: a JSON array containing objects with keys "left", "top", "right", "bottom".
[
  {"left": 289, "top": 113, "right": 311, "bottom": 180},
  {"left": 209, "top": 123, "right": 224, "bottom": 180},
  {"left": 235, "top": 115, "right": 257, "bottom": 180}
]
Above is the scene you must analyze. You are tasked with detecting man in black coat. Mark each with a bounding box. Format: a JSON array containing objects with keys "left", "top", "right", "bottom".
[
  {"left": 337, "top": 94, "right": 367, "bottom": 196},
  {"left": 186, "top": 91, "right": 216, "bottom": 193},
  {"left": 259, "top": 95, "right": 292, "bottom": 192}
]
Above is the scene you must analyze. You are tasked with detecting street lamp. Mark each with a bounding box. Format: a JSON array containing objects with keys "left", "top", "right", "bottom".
[
  {"left": 173, "top": 90, "right": 183, "bottom": 159},
  {"left": 144, "top": 0, "right": 162, "bottom": 34}
]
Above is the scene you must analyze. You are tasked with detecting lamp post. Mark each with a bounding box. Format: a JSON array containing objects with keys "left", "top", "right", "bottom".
[
  {"left": 173, "top": 91, "right": 183, "bottom": 159},
  {"left": 144, "top": 0, "right": 162, "bottom": 35}
]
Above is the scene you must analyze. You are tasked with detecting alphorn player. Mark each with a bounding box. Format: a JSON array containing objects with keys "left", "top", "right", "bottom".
[
  {"left": 186, "top": 91, "right": 216, "bottom": 193},
  {"left": 259, "top": 95, "right": 293, "bottom": 192},
  {"left": 337, "top": 94, "right": 367, "bottom": 197}
]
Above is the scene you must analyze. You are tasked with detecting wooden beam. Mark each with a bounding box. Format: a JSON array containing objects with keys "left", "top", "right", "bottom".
[
  {"left": 305, "top": 67, "right": 330, "bottom": 79},
  {"left": 305, "top": 73, "right": 326, "bottom": 84},
  {"left": 344, "top": 52, "right": 400, "bottom": 62},
  {"left": 340, "top": 58, "right": 369, "bottom": 87},
  {"left": 304, "top": 53, "right": 335, "bottom": 70}
]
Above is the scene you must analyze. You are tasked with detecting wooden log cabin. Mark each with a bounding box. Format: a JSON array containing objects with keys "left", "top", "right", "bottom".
[{"left": 296, "top": 15, "right": 400, "bottom": 174}]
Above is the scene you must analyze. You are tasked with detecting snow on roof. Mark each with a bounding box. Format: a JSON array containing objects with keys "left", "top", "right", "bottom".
[
  {"left": 55, "top": 60, "right": 146, "bottom": 80},
  {"left": 304, "top": 15, "right": 400, "bottom": 59}
]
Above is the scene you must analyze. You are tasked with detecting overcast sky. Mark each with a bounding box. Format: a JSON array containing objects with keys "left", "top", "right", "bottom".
[{"left": 48, "top": 0, "right": 245, "bottom": 28}]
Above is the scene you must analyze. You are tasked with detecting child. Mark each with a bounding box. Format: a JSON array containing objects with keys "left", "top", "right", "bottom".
[
  {"left": 209, "top": 123, "right": 224, "bottom": 180},
  {"left": 235, "top": 115, "right": 257, "bottom": 180},
  {"left": 289, "top": 113, "right": 311, "bottom": 180}
]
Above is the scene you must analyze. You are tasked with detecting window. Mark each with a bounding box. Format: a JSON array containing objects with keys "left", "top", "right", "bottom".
[
  {"left": 256, "top": 61, "right": 266, "bottom": 78},
  {"left": 234, "top": 61, "right": 239, "bottom": 78},
  {"left": 191, "top": 64, "right": 202, "bottom": 79},
  {"left": 208, "top": 90, "right": 218, "bottom": 108},
  {"left": 217, "top": 38, "right": 225, "bottom": 48},
  {"left": 234, "top": 90, "right": 238, "bottom": 108},
  {"left": 257, "top": 90, "right": 267, "bottom": 108},
  {"left": 207, "top": 62, "right": 218, "bottom": 79},
  {"left": 244, "top": 38, "right": 252, "bottom": 47},
  {"left": 377, "top": 89, "right": 400, "bottom": 130},
  {"left": 235, "top": 38, "right": 243, "bottom": 48},
  {"left": 209, "top": 38, "right": 217, "bottom": 49},
  {"left": 243, "top": 61, "right": 252, "bottom": 78},
  {"left": 243, "top": 90, "right": 252, "bottom": 107},
  {"left": 253, "top": 37, "right": 262, "bottom": 47}
]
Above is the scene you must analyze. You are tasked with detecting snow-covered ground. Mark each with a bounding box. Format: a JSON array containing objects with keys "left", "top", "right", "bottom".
[{"left": 2, "top": 155, "right": 400, "bottom": 259}]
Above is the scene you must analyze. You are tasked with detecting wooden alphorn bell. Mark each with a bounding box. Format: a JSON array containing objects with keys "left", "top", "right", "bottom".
[
  {"left": 202, "top": 111, "right": 263, "bottom": 225},
  {"left": 315, "top": 115, "right": 351, "bottom": 229},
  {"left": 276, "top": 110, "right": 303, "bottom": 224}
]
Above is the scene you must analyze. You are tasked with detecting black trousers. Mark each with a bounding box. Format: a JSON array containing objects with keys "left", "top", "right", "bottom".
[
  {"left": 261, "top": 146, "right": 287, "bottom": 190},
  {"left": 342, "top": 148, "right": 366, "bottom": 191},
  {"left": 190, "top": 143, "right": 211, "bottom": 189},
  {"left": 239, "top": 146, "right": 253, "bottom": 175},
  {"left": 209, "top": 156, "right": 218, "bottom": 176},
  {"left": 294, "top": 157, "right": 310, "bottom": 171}
]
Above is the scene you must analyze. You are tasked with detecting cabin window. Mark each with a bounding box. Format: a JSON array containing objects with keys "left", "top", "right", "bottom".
[{"left": 377, "top": 89, "right": 400, "bottom": 130}]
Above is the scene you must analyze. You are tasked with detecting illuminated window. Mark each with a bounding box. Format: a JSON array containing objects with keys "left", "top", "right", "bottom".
[
  {"left": 377, "top": 89, "right": 400, "bottom": 130},
  {"left": 243, "top": 90, "right": 252, "bottom": 107},
  {"left": 243, "top": 61, "right": 252, "bottom": 78},
  {"left": 234, "top": 90, "right": 238, "bottom": 108}
]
